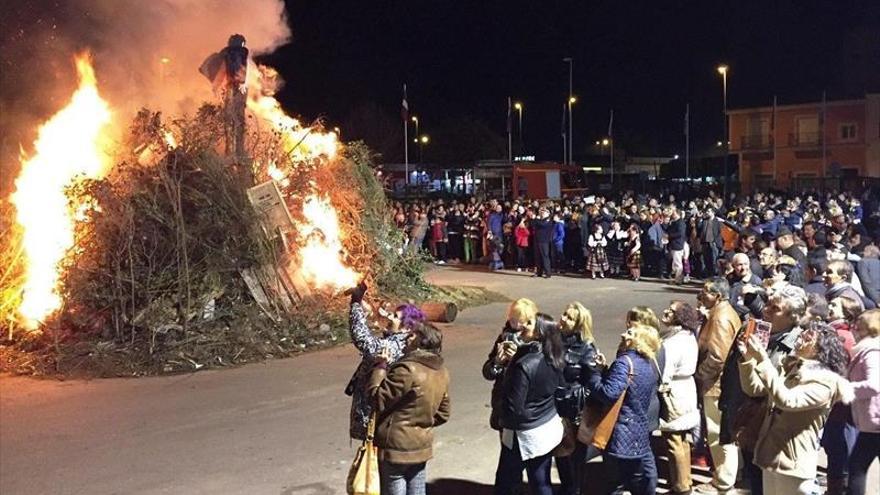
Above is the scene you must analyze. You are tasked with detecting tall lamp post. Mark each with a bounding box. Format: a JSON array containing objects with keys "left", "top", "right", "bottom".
[
  {"left": 514, "top": 102, "right": 523, "bottom": 154},
  {"left": 717, "top": 65, "right": 729, "bottom": 198},
  {"left": 411, "top": 116, "right": 420, "bottom": 163},
  {"left": 563, "top": 57, "right": 574, "bottom": 164}
]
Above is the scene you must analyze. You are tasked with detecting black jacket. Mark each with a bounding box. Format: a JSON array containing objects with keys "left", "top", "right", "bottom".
[
  {"left": 555, "top": 334, "right": 599, "bottom": 422},
  {"left": 501, "top": 342, "right": 562, "bottom": 430},
  {"left": 531, "top": 218, "right": 554, "bottom": 244},
  {"left": 667, "top": 218, "right": 687, "bottom": 251},
  {"left": 728, "top": 273, "right": 765, "bottom": 319},
  {"left": 482, "top": 327, "right": 513, "bottom": 431}
]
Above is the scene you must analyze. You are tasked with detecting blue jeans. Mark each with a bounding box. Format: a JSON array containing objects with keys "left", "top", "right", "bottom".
[
  {"left": 380, "top": 461, "right": 427, "bottom": 495},
  {"left": 494, "top": 440, "right": 554, "bottom": 495},
  {"left": 605, "top": 453, "right": 657, "bottom": 495}
]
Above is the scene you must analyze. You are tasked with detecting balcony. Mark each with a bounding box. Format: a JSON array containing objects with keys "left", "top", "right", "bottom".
[
  {"left": 740, "top": 134, "right": 772, "bottom": 150},
  {"left": 789, "top": 132, "right": 823, "bottom": 147}
]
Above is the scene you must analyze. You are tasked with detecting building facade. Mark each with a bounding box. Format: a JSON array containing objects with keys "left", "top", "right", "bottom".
[{"left": 728, "top": 94, "right": 880, "bottom": 192}]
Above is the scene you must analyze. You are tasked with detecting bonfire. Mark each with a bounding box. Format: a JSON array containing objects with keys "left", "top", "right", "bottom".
[{"left": 0, "top": 42, "right": 426, "bottom": 376}]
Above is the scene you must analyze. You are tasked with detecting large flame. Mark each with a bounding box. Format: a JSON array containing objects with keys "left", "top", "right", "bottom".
[
  {"left": 10, "top": 54, "right": 113, "bottom": 329},
  {"left": 297, "top": 195, "right": 359, "bottom": 291},
  {"left": 246, "top": 64, "right": 357, "bottom": 293}
]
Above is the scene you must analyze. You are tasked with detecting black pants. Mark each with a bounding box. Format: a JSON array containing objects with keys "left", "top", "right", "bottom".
[
  {"left": 553, "top": 244, "right": 565, "bottom": 271},
  {"left": 849, "top": 431, "right": 880, "bottom": 495},
  {"left": 742, "top": 449, "right": 763, "bottom": 495},
  {"left": 702, "top": 243, "right": 719, "bottom": 277},
  {"left": 516, "top": 245, "right": 529, "bottom": 269},
  {"left": 447, "top": 233, "right": 462, "bottom": 260},
  {"left": 535, "top": 242, "right": 552, "bottom": 276}
]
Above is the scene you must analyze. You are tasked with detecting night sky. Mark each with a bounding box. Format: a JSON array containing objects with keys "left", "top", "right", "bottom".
[{"left": 269, "top": 0, "right": 879, "bottom": 163}]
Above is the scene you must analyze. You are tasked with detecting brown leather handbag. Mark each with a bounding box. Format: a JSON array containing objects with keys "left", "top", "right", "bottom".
[{"left": 577, "top": 356, "right": 634, "bottom": 450}]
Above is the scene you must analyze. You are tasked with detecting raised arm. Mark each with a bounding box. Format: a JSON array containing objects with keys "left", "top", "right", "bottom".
[
  {"left": 349, "top": 302, "right": 383, "bottom": 357},
  {"left": 755, "top": 360, "right": 836, "bottom": 411},
  {"left": 586, "top": 356, "right": 631, "bottom": 406}
]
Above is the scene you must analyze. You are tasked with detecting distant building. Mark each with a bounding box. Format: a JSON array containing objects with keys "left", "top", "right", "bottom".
[{"left": 728, "top": 93, "right": 880, "bottom": 192}]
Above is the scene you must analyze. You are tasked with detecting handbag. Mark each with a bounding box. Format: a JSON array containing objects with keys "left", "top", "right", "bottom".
[
  {"left": 577, "top": 356, "right": 634, "bottom": 450},
  {"left": 652, "top": 357, "right": 684, "bottom": 423},
  {"left": 347, "top": 413, "right": 381, "bottom": 495}
]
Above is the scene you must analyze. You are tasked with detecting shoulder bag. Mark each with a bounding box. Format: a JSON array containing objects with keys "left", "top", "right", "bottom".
[
  {"left": 346, "top": 412, "right": 381, "bottom": 495},
  {"left": 577, "top": 356, "right": 634, "bottom": 450}
]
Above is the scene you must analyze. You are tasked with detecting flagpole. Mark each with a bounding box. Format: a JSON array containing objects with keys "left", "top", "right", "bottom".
[
  {"left": 403, "top": 84, "right": 409, "bottom": 186},
  {"left": 685, "top": 103, "right": 690, "bottom": 180},
  {"left": 561, "top": 102, "right": 567, "bottom": 165}
]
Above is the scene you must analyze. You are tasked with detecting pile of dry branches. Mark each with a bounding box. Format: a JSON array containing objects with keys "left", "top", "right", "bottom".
[{"left": 0, "top": 104, "right": 429, "bottom": 376}]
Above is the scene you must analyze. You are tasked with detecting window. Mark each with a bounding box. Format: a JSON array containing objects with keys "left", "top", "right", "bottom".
[
  {"left": 795, "top": 115, "right": 820, "bottom": 145},
  {"left": 839, "top": 123, "right": 858, "bottom": 141}
]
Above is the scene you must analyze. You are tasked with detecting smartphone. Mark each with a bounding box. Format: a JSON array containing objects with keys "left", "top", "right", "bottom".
[{"left": 740, "top": 319, "right": 772, "bottom": 348}]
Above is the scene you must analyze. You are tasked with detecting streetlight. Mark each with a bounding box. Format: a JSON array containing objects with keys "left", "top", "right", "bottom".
[
  {"left": 514, "top": 102, "right": 523, "bottom": 153},
  {"left": 717, "top": 64, "right": 729, "bottom": 196},
  {"left": 601, "top": 138, "right": 609, "bottom": 147},
  {"left": 563, "top": 57, "right": 574, "bottom": 164},
  {"left": 411, "top": 116, "right": 419, "bottom": 148}
]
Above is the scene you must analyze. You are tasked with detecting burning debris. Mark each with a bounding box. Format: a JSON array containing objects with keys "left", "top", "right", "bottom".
[{"left": 0, "top": 34, "right": 427, "bottom": 376}]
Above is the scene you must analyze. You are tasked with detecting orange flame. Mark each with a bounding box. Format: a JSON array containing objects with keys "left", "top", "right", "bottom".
[
  {"left": 245, "top": 63, "right": 357, "bottom": 293},
  {"left": 297, "top": 195, "right": 359, "bottom": 291},
  {"left": 9, "top": 54, "right": 113, "bottom": 329}
]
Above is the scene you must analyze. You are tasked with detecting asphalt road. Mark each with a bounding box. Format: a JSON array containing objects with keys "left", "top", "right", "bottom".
[{"left": 1, "top": 266, "right": 874, "bottom": 494}]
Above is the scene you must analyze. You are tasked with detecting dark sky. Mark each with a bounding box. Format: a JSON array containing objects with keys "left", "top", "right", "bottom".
[{"left": 269, "top": 0, "right": 879, "bottom": 162}]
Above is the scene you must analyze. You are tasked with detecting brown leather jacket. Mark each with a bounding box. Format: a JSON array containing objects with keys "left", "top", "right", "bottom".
[
  {"left": 369, "top": 350, "right": 451, "bottom": 464},
  {"left": 696, "top": 300, "right": 741, "bottom": 396}
]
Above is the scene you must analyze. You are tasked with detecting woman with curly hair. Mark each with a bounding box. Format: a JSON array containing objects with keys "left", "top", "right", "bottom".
[
  {"left": 586, "top": 319, "right": 662, "bottom": 495},
  {"left": 657, "top": 301, "right": 702, "bottom": 495},
  {"left": 738, "top": 322, "right": 853, "bottom": 494}
]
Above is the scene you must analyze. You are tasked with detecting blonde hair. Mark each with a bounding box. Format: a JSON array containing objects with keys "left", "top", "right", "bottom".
[
  {"left": 508, "top": 298, "right": 538, "bottom": 325},
  {"left": 626, "top": 306, "right": 660, "bottom": 331},
  {"left": 623, "top": 323, "right": 661, "bottom": 360},
  {"left": 564, "top": 302, "right": 594, "bottom": 342},
  {"left": 857, "top": 309, "right": 880, "bottom": 338}
]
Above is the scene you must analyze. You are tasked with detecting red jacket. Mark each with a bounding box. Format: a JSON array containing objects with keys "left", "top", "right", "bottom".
[{"left": 514, "top": 225, "right": 530, "bottom": 247}]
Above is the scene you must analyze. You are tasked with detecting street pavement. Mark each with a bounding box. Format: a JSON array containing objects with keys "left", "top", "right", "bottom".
[{"left": 0, "top": 266, "right": 875, "bottom": 494}]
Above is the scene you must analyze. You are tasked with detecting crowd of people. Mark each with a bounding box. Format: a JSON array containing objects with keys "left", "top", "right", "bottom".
[
  {"left": 342, "top": 187, "right": 880, "bottom": 494},
  {"left": 392, "top": 189, "right": 880, "bottom": 299}
]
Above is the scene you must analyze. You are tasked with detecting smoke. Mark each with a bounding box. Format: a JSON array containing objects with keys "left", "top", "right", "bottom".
[{"left": 0, "top": 0, "right": 290, "bottom": 194}]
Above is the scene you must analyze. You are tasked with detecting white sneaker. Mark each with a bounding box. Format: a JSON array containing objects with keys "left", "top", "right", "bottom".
[{"left": 516, "top": 268, "right": 522, "bottom": 272}]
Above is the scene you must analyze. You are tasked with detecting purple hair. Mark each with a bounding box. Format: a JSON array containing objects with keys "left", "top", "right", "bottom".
[{"left": 396, "top": 304, "right": 426, "bottom": 330}]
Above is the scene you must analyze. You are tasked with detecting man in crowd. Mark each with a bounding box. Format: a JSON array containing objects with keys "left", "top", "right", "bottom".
[{"left": 694, "top": 278, "right": 743, "bottom": 494}]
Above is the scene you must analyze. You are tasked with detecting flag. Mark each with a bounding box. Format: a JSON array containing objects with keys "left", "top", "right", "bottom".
[
  {"left": 507, "top": 97, "right": 512, "bottom": 134},
  {"left": 607, "top": 109, "right": 614, "bottom": 137},
  {"left": 401, "top": 84, "right": 409, "bottom": 121},
  {"left": 684, "top": 104, "right": 689, "bottom": 137}
]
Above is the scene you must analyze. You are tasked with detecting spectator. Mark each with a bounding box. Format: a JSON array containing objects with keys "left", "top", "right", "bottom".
[
  {"left": 531, "top": 208, "right": 554, "bottom": 279},
  {"left": 847, "top": 309, "right": 880, "bottom": 495},
  {"left": 728, "top": 252, "right": 765, "bottom": 319},
  {"left": 694, "top": 278, "right": 742, "bottom": 495},
  {"left": 370, "top": 323, "right": 451, "bottom": 495},
  {"left": 825, "top": 259, "right": 866, "bottom": 312},
  {"left": 858, "top": 244, "right": 880, "bottom": 306},
  {"left": 737, "top": 322, "right": 852, "bottom": 494},
  {"left": 668, "top": 209, "right": 687, "bottom": 284},
  {"left": 626, "top": 224, "right": 643, "bottom": 281},
  {"left": 586, "top": 322, "right": 662, "bottom": 495},
  {"left": 586, "top": 224, "right": 609, "bottom": 279},
  {"left": 514, "top": 217, "right": 530, "bottom": 273},
  {"left": 658, "top": 301, "right": 701, "bottom": 495},
  {"left": 494, "top": 314, "right": 565, "bottom": 495}
]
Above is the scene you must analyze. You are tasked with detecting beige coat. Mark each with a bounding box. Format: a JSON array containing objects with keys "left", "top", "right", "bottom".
[
  {"left": 368, "top": 350, "right": 451, "bottom": 464},
  {"left": 739, "top": 356, "right": 853, "bottom": 480},
  {"left": 696, "top": 300, "right": 741, "bottom": 396}
]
